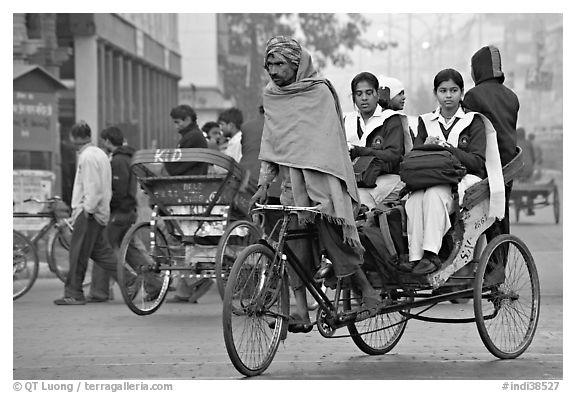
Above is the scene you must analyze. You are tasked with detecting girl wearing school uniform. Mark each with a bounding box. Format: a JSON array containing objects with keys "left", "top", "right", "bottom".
[
  {"left": 401, "top": 68, "right": 487, "bottom": 275},
  {"left": 344, "top": 72, "right": 412, "bottom": 209}
]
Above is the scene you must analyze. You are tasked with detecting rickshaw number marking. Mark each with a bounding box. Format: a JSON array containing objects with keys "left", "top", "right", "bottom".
[
  {"left": 474, "top": 214, "right": 488, "bottom": 230},
  {"left": 459, "top": 238, "right": 475, "bottom": 261},
  {"left": 153, "top": 149, "right": 182, "bottom": 162}
]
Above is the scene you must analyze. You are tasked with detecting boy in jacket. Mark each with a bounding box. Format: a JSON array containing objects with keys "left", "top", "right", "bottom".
[
  {"left": 463, "top": 45, "right": 520, "bottom": 240},
  {"left": 87, "top": 127, "right": 140, "bottom": 302}
]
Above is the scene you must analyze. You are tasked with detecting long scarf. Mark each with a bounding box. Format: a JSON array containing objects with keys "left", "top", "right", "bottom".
[{"left": 259, "top": 49, "right": 362, "bottom": 251}]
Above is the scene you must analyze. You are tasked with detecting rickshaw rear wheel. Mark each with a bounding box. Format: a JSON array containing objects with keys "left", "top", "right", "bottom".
[
  {"left": 473, "top": 234, "right": 540, "bottom": 359},
  {"left": 117, "top": 222, "right": 172, "bottom": 315},
  {"left": 345, "top": 289, "right": 410, "bottom": 355},
  {"left": 215, "top": 220, "right": 263, "bottom": 301},
  {"left": 222, "top": 244, "right": 289, "bottom": 377}
]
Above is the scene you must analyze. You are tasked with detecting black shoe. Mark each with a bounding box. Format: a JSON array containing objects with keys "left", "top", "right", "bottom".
[
  {"left": 412, "top": 252, "right": 442, "bottom": 275},
  {"left": 86, "top": 296, "right": 108, "bottom": 303},
  {"left": 397, "top": 260, "right": 418, "bottom": 273},
  {"left": 54, "top": 297, "right": 86, "bottom": 305}
]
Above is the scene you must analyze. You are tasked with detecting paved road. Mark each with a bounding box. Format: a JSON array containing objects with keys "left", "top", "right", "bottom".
[{"left": 12, "top": 171, "right": 565, "bottom": 384}]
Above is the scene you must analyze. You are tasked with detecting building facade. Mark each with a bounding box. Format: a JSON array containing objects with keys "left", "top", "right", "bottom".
[
  {"left": 13, "top": 13, "right": 182, "bottom": 201},
  {"left": 177, "top": 14, "right": 236, "bottom": 127}
]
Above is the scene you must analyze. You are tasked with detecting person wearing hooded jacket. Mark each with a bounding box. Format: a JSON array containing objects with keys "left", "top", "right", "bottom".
[
  {"left": 87, "top": 127, "right": 141, "bottom": 302},
  {"left": 462, "top": 45, "right": 520, "bottom": 240}
]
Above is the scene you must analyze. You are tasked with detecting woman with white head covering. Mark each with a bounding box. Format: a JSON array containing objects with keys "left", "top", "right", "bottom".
[
  {"left": 378, "top": 76, "right": 406, "bottom": 111},
  {"left": 344, "top": 72, "right": 413, "bottom": 209}
]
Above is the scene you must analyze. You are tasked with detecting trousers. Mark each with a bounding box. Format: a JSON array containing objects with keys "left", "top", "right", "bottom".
[
  {"left": 357, "top": 174, "right": 404, "bottom": 209},
  {"left": 406, "top": 175, "right": 482, "bottom": 262},
  {"left": 65, "top": 213, "right": 118, "bottom": 299},
  {"left": 89, "top": 211, "right": 136, "bottom": 299}
]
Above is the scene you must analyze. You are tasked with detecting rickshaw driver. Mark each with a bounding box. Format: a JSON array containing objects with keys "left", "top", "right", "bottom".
[{"left": 251, "top": 36, "right": 382, "bottom": 332}]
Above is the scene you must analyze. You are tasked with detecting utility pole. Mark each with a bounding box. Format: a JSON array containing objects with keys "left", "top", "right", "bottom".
[
  {"left": 408, "top": 14, "right": 412, "bottom": 97},
  {"left": 387, "top": 13, "right": 392, "bottom": 75}
]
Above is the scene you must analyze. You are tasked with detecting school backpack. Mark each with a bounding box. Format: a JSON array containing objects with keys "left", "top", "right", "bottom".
[{"left": 399, "top": 144, "right": 467, "bottom": 191}]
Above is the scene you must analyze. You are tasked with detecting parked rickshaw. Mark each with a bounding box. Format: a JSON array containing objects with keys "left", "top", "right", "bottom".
[
  {"left": 222, "top": 148, "right": 540, "bottom": 377},
  {"left": 116, "top": 148, "right": 262, "bottom": 315},
  {"left": 511, "top": 178, "right": 560, "bottom": 224}
]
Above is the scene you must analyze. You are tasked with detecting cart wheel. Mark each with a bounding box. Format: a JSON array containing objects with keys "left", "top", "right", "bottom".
[
  {"left": 222, "top": 244, "right": 289, "bottom": 377},
  {"left": 473, "top": 234, "right": 540, "bottom": 359},
  {"left": 46, "top": 228, "right": 92, "bottom": 287},
  {"left": 553, "top": 184, "right": 560, "bottom": 224},
  {"left": 117, "top": 222, "right": 172, "bottom": 315},
  {"left": 215, "top": 220, "right": 263, "bottom": 301},
  {"left": 13, "top": 230, "right": 39, "bottom": 300},
  {"left": 345, "top": 289, "right": 410, "bottom": 355}
]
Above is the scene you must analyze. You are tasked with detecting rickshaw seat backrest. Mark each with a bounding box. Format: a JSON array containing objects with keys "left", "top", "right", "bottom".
[
  {"left": 461, "top": 147, "right": 524, "bottom": 211},
  {"left": 129, "top": 148, "right": 255, "bottom": 215}
]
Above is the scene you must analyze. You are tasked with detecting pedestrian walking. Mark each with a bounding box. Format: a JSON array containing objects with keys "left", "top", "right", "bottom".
[
  {"left": 86, "top": 127, "right": 140, "bottom": 302},
  {"left": 54, "top": 121, "right": 122, "bottom": 305}
]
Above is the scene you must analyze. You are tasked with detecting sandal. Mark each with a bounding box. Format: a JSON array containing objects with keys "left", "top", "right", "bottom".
[{"left": 268, "top": 314, "right": 315, "bottom": 333}]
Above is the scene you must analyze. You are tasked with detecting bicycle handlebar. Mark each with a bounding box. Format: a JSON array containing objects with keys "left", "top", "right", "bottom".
[
  {"left": 252, "top": 203, "right": 320, "bottom": 214},
  {"left": 23, "top": 196, "right": 62, "bottom": 204}
]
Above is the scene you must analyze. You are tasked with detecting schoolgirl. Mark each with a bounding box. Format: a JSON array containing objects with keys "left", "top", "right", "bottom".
[
  {"left": 344, "top": 72, "right": 412, "bottom": 209},
  {"left": 401, "top": 68, "right": 487, "bottom": 274}
]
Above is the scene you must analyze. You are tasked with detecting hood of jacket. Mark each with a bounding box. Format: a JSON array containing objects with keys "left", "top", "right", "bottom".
[
  {"left": 113, "top": 145, "right": 136, "bottom": 158},
  {"left": 471, "top": 45, "right": 506, "bottom": 85}
]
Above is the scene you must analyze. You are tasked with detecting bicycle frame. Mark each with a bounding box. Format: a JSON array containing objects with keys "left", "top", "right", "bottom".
[
  {"left": 251, "top": 204, "right": 492, "bottom": 331},
  {"left": 13, "top": 212, "right": 58, "bottom": 246},
  {"left": 252, "top": 205, "right": 368, "bottom": 330}
]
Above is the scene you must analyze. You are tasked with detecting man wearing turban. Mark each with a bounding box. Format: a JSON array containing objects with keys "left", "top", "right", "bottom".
[{"left": 252, "top": 36, "right": 382, "bottom": 332}]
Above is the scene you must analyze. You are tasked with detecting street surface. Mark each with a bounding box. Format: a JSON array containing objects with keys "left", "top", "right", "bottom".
[{"left": 12, "top": 171, "right": 566, "bottom": 384}]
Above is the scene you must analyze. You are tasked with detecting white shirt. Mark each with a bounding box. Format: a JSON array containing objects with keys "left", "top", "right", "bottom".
[
  {"left": 71, "top": 144, "right": 112, "bottom": 226},
  {"left": 344, "top": 105, "right": 387, "bottom": 148},
  {"left": 432, "top": 106, "right": 466, "bottom": 130},
  {"left": 224, "top": 131, "right": 243, "bottom": 163}
]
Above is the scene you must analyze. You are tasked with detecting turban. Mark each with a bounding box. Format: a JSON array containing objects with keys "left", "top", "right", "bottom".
[
  {"left": 378, "top": 76, "right": 405, "bottom": 99},
  {"left": 264, "top": 36, "right": 302, "bottom": 69}
]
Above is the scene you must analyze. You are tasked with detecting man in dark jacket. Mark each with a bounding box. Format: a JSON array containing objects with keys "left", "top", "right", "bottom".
[
  {"left": 164, "top": 105, "right": 208, "bottom": 176},
  {"left": 164, "top": 105, "right": 213, "bottom": 303},
  {"left": 87, "top": 127, "right": 140, "bottom": 301},
  {"left": 463, "top": 45, "right": 520, "bottom": 239}
]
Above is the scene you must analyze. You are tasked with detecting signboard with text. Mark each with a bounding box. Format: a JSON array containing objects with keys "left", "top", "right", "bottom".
[{"left": 13, "top": 91, "right": 58, "bottom": 151}]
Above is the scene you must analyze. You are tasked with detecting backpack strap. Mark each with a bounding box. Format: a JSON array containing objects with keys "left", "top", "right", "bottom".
[{"left": 377, "top": 211, "right": 398, "bottom": 261}]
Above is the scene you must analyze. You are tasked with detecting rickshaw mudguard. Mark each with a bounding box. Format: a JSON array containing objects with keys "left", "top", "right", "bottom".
[{"left": 427, "top": 199, "right": 495, "bottom": 289}]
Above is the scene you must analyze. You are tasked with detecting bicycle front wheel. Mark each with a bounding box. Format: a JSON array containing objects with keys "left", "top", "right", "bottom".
[
  {"left": 117, "top": 222, "right": 172, "bottom": 315},
  {"left": 474, "top": 234, "right": 540, "bottom": 359},
  {"left": 222, "top": 244, "right": 289, "bottom": 377},
  {"left": 13, "top": 230, "right": 39, "bottom": 300},
  {"left": 215, "top": 220, "right": 263, "bottom": 300},
  {"left": 47, "top": 228, "right": 92, "bottom": 287}
]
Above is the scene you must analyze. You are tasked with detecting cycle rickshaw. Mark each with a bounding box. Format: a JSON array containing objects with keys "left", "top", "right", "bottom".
[
  {"left": 116, "top": 148, "right": 263, "bottom": 315},
  {"left": 221, "top": 148, "right": 540, "bottom": 376},
  {"left": 510, "top": 178, "right": 560, "bottom": 224}
]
